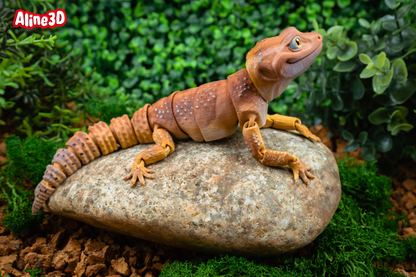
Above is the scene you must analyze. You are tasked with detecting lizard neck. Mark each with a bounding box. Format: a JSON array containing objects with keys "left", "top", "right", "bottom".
[
  {"left": 227, "top": 69, "right": 269, "bottom": 129},
  {"left": 240, "top": 68, "right": 269, "bottom": 103}
]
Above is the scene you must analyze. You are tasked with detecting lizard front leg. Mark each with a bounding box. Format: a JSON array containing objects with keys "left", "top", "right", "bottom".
[
  {"left": 262, "top": 114, "right": 320, "bottom": 142},
  {"left": 243, "top": 116, "right": 315, "bottom": 185},
  {"left": 123, "top": 125, "right": 174, "bottom": 187}
]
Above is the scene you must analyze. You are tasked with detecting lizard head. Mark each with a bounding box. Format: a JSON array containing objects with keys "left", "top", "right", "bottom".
[{"left": 246, "top": 27, "right": 322, "bottom": 102}]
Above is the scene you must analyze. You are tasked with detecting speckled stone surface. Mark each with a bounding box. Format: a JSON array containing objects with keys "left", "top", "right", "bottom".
[{"left": 40, "top": 128, "right": 341, "bottom": 257}]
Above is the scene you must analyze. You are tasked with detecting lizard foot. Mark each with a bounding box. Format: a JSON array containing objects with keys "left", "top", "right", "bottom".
[
  {"left": 288, "top": 158, "right": 315, "bottom": 185},
  {"left": 123, "top": 160, "right": 155, "bottom": 187},
  {"left": 295, "top": 123, "right": 321, "bottom": 142}
]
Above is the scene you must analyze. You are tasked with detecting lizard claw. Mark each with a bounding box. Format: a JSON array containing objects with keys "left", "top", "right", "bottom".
[
  {"left": 295, "top": 123, "right": 321, "bottom": 142},
  {"left": 288, "top": 158, "right": 315, "bottom": 185},
  {"left": 123, "top": 160, "right": 154, "bottom": 187}
]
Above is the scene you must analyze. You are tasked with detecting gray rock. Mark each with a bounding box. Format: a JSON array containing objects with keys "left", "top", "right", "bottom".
[{"left": 40, "top": 128, "right": 341, "bottom": 257}]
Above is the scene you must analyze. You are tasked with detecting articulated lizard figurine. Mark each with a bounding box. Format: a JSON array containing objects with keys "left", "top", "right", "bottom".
[{"left": 32, "top": 27, "right": 323, "bottom": 215}]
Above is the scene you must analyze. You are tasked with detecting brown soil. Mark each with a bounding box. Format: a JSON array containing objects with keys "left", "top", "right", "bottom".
[{"left": 0, "top": 125, "right": 415, "bottom": 277}]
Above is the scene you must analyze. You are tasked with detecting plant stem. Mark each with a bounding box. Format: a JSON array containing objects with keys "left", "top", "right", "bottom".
[
  {"left": 8, "top": 37, "right": 55, "bottom": 47},
  {"left": 395, "top": 49, "right": 416, "bottom": 60}
]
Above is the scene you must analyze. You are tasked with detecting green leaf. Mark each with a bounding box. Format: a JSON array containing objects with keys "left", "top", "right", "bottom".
[
  {"left": 38, "top": 113, "right": 55, "bottom": 119},
  {"left": 359, "top": 53, "right": 372, "bottom": 64},
  {"left": 337, "top": 0, "right": 351, "bottom": 8},
  {"left": 366, "top": 62, "right": 374, "bottom": 69},
  {"left": 333, "top": 60, "right": 357, "bottom": 72},
  {"left": 376, "top": 52, "right": 386, "bottom": 68},
  {"left": 397, "top": 4, "right": 411, "bottom": 18},
  {"left": 359, "top": 131, "right": 368, "bottom": 145},
  {"left": 392, "top": 59, "right": 408, "bottom": 83},
  {"left": 342, "top": 130, "right": 354, "bottom": 140},
  {"left": 374, "top": 131, "right": 393, "bottom": 152},
  {"left": 360, "top": 67, "right": 377, "bottom": 78},
  {"left": 351, "top": 75, "right": 365, "bottom": 100},
  {"left": 382, "top": 21, "right": 398, "bottom": 31},
  {"left": 312, "top": 19, "right": 319, "bottom": 31},
  {"left": 390, "top": 106, "right": 408, "bottom": 119},
  {"left": 382, "top": 57, "right": 390, "bottom": 70},
  {"left": 368, "top": 108, "right": 389, "bottom": 125},
  {"left": 372, "top": 73, "right": 391, "bottom": 94},
  {"left": 384, "top": 0, "right": 397, "bottom": 9},
  {"left": 327, "top": 26, "right": 344, "bottom": 43},
  {"left": 4, "top": 82, "right": 19, "bottom": 88},
  {"left": 375, "top": 68, "right": 393, "bottom": 87},
  {"left": 344, "top": 141, "right": 360, "bottom": 152},
  {"left": 358, "top": 18, "right": 370, "bottom": 29},
  {"left": 370, "top": 20, "right": 381, "bottom": 35},
  {"left": 362, "top": 141, "right": 376, "bottom": 162},
  {"left": 392, "top": 123, "right": 413, "bottom": 135},
  {"left": 391, "top": 78, "right": 416, "bottom": 104},
  {"left": 337, "top": 41, "right": 357, "bottom": 61},
  {"left": 327, "top": 46, "right": 339, "bottom": 60}
]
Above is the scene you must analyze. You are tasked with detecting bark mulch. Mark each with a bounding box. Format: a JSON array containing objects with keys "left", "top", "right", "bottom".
[{"left": 0, "top": 126, "right": 415, "bottom": 276}]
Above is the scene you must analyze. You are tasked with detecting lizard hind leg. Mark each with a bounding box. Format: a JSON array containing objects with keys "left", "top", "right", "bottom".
[{"left": 123, "top": 126, "right": 174, "bottom": 187}]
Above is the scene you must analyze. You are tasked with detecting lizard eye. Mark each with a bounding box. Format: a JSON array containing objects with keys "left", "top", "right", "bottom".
[{"left": 288, "top": 36, "right": 302, "bottom": 50}]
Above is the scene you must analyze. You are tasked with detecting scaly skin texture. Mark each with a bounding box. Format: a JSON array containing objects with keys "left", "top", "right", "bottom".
[{"left": 32, "top": 26, "right": 323, "bottom": 215}]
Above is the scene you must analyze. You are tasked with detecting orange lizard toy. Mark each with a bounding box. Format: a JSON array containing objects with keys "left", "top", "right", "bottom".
[{"left": 32, "top": 26, "right": 323, "bottom": 215}]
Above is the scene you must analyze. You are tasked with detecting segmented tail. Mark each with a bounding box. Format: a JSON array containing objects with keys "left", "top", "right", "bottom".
[{"left": 32, "top": 112, "right": 148, "bottom": 215}]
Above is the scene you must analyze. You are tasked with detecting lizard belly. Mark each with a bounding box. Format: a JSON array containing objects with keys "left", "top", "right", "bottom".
[{"left": 190, "top": 80, "right": 238, "bottom": 142}]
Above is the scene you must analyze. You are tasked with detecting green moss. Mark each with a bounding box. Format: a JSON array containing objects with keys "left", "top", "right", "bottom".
[
  {"left": 160, "top": 158, "right": 415, "bottom": 276},
  {"left": 4, "top": 135, "right": 64, "bottom": 185},
  {"left": 337, "top": 157, "right": 393, "bottom": 214},
  {"left": 0, "top": 135, "right": 63, "bottom": 235},
  {"left": 0, "top": 178, "right": 44, "bottom": 236}
]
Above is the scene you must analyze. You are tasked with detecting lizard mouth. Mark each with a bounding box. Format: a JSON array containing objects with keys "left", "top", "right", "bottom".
[{"left": 286, "top": 43, "right": 322, "bottom": 65}]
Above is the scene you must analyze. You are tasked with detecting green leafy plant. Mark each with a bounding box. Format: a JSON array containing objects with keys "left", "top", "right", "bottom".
[
  {"left": 0, "top": 177, "right": 44, "bottom": 236},
  {"left": 160, "top": 157, "right": 415, "bottom": 276},
  {"left": 1, "top": 3, "right": 93, "bottom": 140},
  {"left": 299, "top": 0, "right": 416, "bottom": 174}
]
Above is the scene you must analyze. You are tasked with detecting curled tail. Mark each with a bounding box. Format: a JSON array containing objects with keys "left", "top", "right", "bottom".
[{"left": 32, "top": 112, "right": 149, "bottom": 215}]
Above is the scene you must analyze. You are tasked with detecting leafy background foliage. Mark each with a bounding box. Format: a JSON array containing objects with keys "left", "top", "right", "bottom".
[
  {"left": 300, "top": 0, "right": 416, "bottom": 174},
  {"left": 55, "top": 0, "right": 394, "bottom": 117},
  {"left": 0, "top": 2, "right": 90, "bottom": 142}
]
